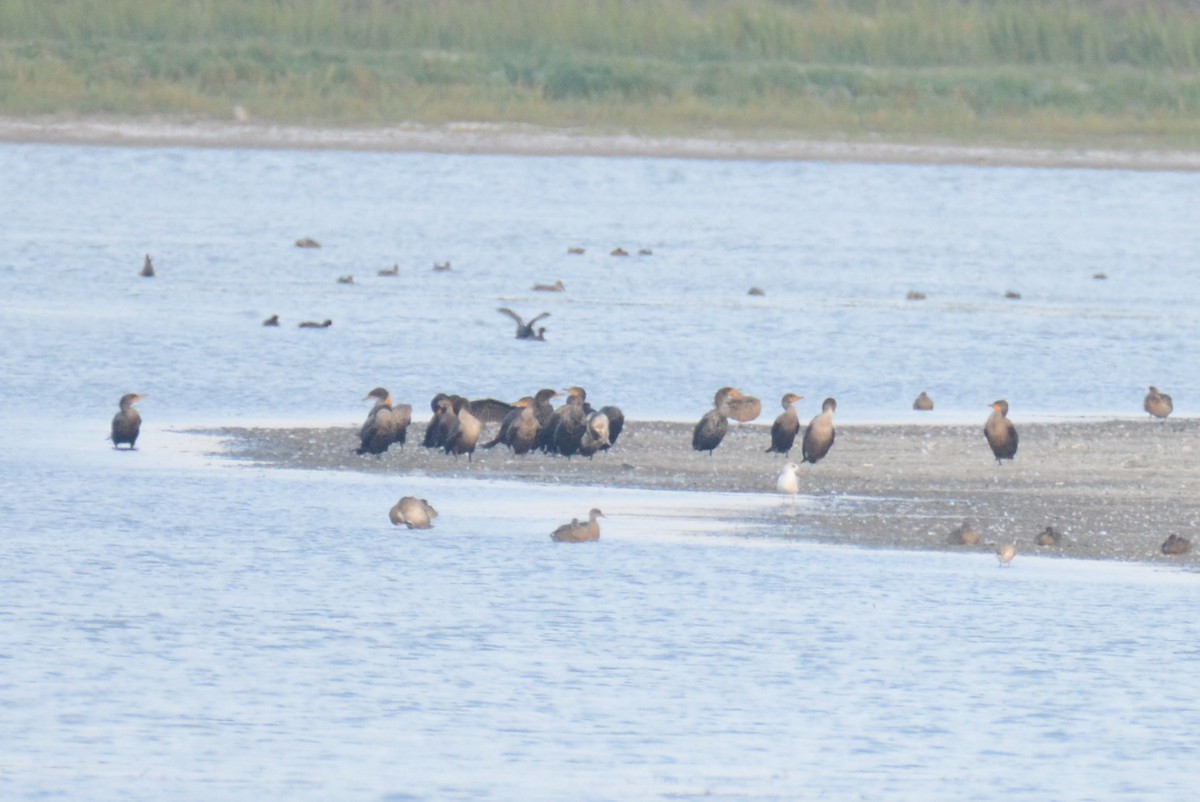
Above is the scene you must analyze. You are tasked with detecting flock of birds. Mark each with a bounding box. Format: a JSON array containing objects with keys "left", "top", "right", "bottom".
[{"left": 123, "top": 250, "right": 1187, "bottom": 554}]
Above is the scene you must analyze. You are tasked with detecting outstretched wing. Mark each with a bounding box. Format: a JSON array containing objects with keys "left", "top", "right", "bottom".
[
  {"left": 469, "top": 398, "right": 516, "bottom": 424},
  {"left": 527, "top": 311, "right": 551, "bottom": 326},
  {"left": 496, "top": 307, "right": 524, "bottom": 325}
]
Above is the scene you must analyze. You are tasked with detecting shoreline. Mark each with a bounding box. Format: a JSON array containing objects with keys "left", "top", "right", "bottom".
[
  {"left": 3, "top": 116, "right": 1200, "bottom": 171},
  {"left": 201, "top": 417, "right": 1200, "bottom": 567}
]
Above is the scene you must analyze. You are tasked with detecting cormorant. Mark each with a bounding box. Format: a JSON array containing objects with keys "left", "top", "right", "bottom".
[
  {"left": 549, "top": 387, "right": 589, "bottom": 457},
  {"left": 497, "top": 308, "right": 550, "bottom": 339},
  {"left": 984, "top": 400, "right": 1018, "bottom": 463},
  {"left": 444, "top": 397, "right": 482, "bottom": 461},
  {"left": 262, "top": 314, "right": 280, "bottom": 327},
  {"left": 423, "top": 393, "right": 450, "bottom": 448},
  {"left": 598, "top": 405, "right": 624, "bottom": 449},
  {"left": 766, "top": 393, "right": 803, "bottom": 455},
  {"left": 801, "top": 398, "right": 837, "bottom": 465},
  {"left": 551, "top": 508, "right": 605, "bottom": 542},
  {"left": 111, "top": 393, "right": 144, "bottom": 449},
  {"left": 578, "top": 412, "right": 611, "bottom": 458},
  {"left": 692, "top": 387, "right": 739, "bottom": 455},
  {"left": 356, "top": 387, "right": 398, "bottom": 456},
  {"left": 140, "top": 254, "right": 155, "bottom": 277}
]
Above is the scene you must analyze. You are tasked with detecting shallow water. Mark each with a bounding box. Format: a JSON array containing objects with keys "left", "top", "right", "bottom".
[{"left": 2, "top": 143, "right": 1199, "bottom": 800}]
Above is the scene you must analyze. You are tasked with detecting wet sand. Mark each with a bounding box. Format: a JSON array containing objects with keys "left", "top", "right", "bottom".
[
  {"left": 203, "top": 417, "right": 1200, "bottom": 566},
  {"left": 4, "top": 116, "right": 1200, "bottom": 171}
]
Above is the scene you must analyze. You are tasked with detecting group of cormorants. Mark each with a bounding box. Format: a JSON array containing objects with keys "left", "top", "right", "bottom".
[{"left": 693, "top": 388, "right": 839, "bottom": 466}]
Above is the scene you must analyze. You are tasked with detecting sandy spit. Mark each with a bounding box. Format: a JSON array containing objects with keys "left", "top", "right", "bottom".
[
  {"left": 3, "top": 116, "right": 1200, "bottom": 171},
  {"left": 202, "top": 417, "right": 1200, "bottom": 567}
]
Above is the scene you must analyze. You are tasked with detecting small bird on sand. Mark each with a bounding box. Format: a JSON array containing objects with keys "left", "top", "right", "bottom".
[
  {"left": 551, "top": 508, "right": 605, "bottom": 542},
  {"left": 1144, "top": 386, "right": 1173, "bottom": 420},
  {"left": 1034, "top": 526, "right": 1062, "bottom": 546},
  {"left": 389, "top": 497, "right": 438, "bottom": 529},
  {"left": 996, "top": 543, "right": 1017, "bottom": 566},
  {"left": 1161, "top": 534, "right": 1191, "bottom": 555}
]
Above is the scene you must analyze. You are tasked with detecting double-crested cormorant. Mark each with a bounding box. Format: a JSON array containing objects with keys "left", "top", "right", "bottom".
[
  {"left": 378, "top": 264, "right": 399, "bottom": 276},
  {"left": 262, "top": 314, "right": 280, "bottom": 327},
  {"left": 1035, "top": 526, "right": 1062, "bottom": 546},
  {"left": 728, "top": 392, "right": 762, "bottom": 425},
  {"left": 692, "top": 387, "right": 740, "bottom": 455},
  {"left": 598, "top": 405, "right": 624, "bottom": 449},
  {"left": 531, "top": 388, "right": 559, "bottom": 428},
  {"left": 1144, "top": 386, "right": 1173, "bottom": 419},
  {"left": 948, "top": 522, "right": 981, "bottom": 545},
  {"left": 140, "top": 254, "right": 155, "bottom": 277},
  {"left": 295, "top": 237, "right": 320, "bottom": 248},
  {"left": 444, "top": 397, "right": 482, "bottom": 461},
  {"left": 110, "top": 393, "right": 144, "bottom": 449},
  {"left": 913, "top": 391, "right": 934, "bottom": 411},
  {"left": 497, "top": 308, "right": 550, "bottom": 340},
  {"left": 984, "top": 400, "right": 1018, "bottom": 463},
  {"left": 468, "top": 398, "right": 517, "bottom": 425},
  {"left": 551, "top": 508, "right": 605, "bottom": 542},
  {"left": 766, "top": 393, "right": 803, "bottom": 455},
  {"left": 1161, "top": 534, "right": 1191, "bottom": 555},
  {"left": 776, "top": 462, "right": 801, "bottom": 497},
  {"left": 578, "top": 412, "right": 611, "bottom": 458},
  {"left": 357, "top": 387, "right": 398, "bottom": 456},
  {"left": 482, "top": 397, "right": 541, "bottom": 454},
  {"left": 389, "top": 496, "right": 438, "bottom": 529},
  {"left": 996, "top": 543, "right": 1017, "bottom": 566},
  {"left": 549, "top": 387, "right": 589, "bottom": 457},
  {"left": 533, "top": 280, "right": 565, "bottom": 292},
  {"left": 299, "top": 319, "right": 332, "bottom": 328},
  {"left": 801, "top": 398, "right": 837, "bottom": 465},
  {"left": 423, "top": 393, "right": 450, "bottom": 448}
]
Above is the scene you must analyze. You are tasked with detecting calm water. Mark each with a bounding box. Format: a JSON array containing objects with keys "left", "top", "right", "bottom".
[{"left": 1, "top": 142, "right": 1199, "bottom": 800}]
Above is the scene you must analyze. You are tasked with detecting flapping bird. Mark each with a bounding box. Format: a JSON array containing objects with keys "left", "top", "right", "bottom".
[{"left": 497, "top": 308, "right": 550, "bottom": 340}]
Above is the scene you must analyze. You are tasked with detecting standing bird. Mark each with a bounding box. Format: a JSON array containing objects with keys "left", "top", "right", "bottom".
[
  {"left": 549, "top": 387, "right": 589, "bottom": 457},
  {"left": 389, "top": 497, "right": 438, "bottom": 529},
  {"left": 482, "top": 397, "right": 542, "bottom": 454},
  {"left": 776, "top": 462, "right": 801, "bottom": 498},
  {"left": 578, "top": 412, "right": 611, "bottom": 458},
  {"left": 913, "top": 391, "right": 934, "bottom": 411},
  {"left": 497, "top": 308, "right": 551, "bottom": 340},
  {"left": 444, "top": 397, "right": 483, "bottom": 461},
  {"left": 356, "top": 387, "right": 399, "bottom": 456},
  {"left": 801, "top": 398, "right": 838, "bottom": 465},
  {"left": 139, "top": 254, "right": 155, "bottom": 277},
  {"left": 692, "top": 387, "right": 741, "bottom": 455},
  {"left": 110, "top": 393, "right": 145, "bottom": 449},
  {"left": 551, "top": 508, "right": 605, "bottom": 543},
  {"left": 1035, "top": 526, "right": 1062, "bottom": 546},
  {"left": 766, "top": 393, "right": 804, "bottom": 455},
  {"left": 996, "top": 543, "right": 1017, "bottom": 566},
  {"left": 1144, "top": 386, "right": 1173, "bottom": 420},
  {"left": 531, "top": 388, "right": 560, "bottom": 428},
  {"left": 423, "top": 393, "right": 450, "bottom": 448},
  {"left": 390, "top": 401, "right": 413, "bottom": 449},
  {"left": 984, "top": 400, "right": 1018, "bottom": 463},
  {"left": 598, "top": 405, "right": 625, "bottom": 449}
]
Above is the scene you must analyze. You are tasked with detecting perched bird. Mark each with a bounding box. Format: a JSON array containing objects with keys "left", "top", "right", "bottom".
[
  {"left": 356, "top": 387, "right": 398, "bottom": 456},
  {"left": 984, "top": 400, "right": 1018, "bottom": 463},
  {"left": 497, "top": 308, "right": 551, "bottom": 340},
  {"left": 996, "top": 543, "right": 1017, "bottom": 566},
  {"left": 948, "top": 521, "right": 982, "bottom": 545},
  {"left": 802, "top": 398, "right": 838, "bottom": 465},
  {"left": 551, "top": 508, "right": 605, "bottom": 543},
  {"left": 299, "top": 319, "right": 332, "bottom": 328},
  {"left": 482, "top": 397, "right": 540, "bottom": 454},
  {"left": 389, "top": 497, "right": 438, "bottom": 529},
  {"left": 1144, "top": 386, "right": 1173, "bottom": 420},
  {"left": 578, "top": 412, "right": 611, "bottom": 458},
  {"left": 776, "top": 462, "right": 801, "bottom": 498},
  {"left": 390, "top": 401, "right": 413, "bottom": 449},
  {"left": 295, "top": 237, "right": 320, "bottom": 248},
  {"left": 378, "top": 264, "right": 399, "bottom": 276},
  {"left": 423, "top": 394, "right": 455, "bottom": 449},
  {"left": 139, "top": 254, "right": 155, "bottom": 277},
  {"left": 727, "top": 392, "right": 762, "bottom": 425},
  {"left": 692, "top": 387, "right": 740, "bottom": 455},
  {"left": 530, "top": 388, "right": 560, "bottom": 428},
  {"left": 533, "top": 280, "right": 565, "bottom": 292},
  {"left": 766, "top": 393, "right": 804, "bottom": 456},
  {"left": 467, "top": 398, "right": 518, "bottom": 425},
  {"left": 1161, "top": 534, "right": 1191, "bottom": 555},
  {"left": 913, "top": 391, "right": 934, "bottom": 411},
  {"left": 444, "top": 397, "right": 482, "bottom": 461},
  {"left": 262, "top": 314, "right": 280, "bottom": 327},
  {"left": 1035, "top": 526, "right": 1062, "bottom": 546},
  {"left": 110, "top": 393, "right": 145, "bottom": 449}
]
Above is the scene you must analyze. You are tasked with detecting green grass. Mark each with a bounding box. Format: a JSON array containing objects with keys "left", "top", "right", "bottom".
[{"left": 2, "top": 0, "right": 1200, "bottom": 148}]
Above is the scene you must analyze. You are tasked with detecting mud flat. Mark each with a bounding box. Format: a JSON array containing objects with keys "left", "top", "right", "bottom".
[{"left": 201, "top": 416, "right": 1200, "bottom": 566}]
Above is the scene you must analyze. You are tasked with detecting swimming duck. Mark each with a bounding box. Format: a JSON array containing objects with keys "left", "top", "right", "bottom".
[
  {"left": 533, "top": 280, "right": 565, "bottom": 292},
  {"left": 984, "top": 400, "right": 1018, "bottom": 463},
  {"left": 567, "top": 247, "right": 585, "bottom": 255},
  {"left": 110, "top": 393, "right": 145, "bottom": 449},
  {"left": 140, "top": 254, "right": 155, "bottom": 277},
  {"left": 433, "top": 261, "right": 452, "bottom": 272},
  {"left": 801, "top": 398, "right": 837, "bottom": 465},
  {"left": 551, "top": 508, "right": 605, "bottom": 542},
  {"left": 336, "top": 275, "right": 354, "bottom": 284},
  {"left": 378, "top": 264, "right": 399, "bottom": 276},
  {"left": 611, "top": 247, "right": 629, "bottom": 257},
  {"left": 295, "top": 237, "right": 321, "bottom": 249},
  {"left": 262, "top": 314, "right": 280, "bottom": 327},
  {"left": 389, "top": 496, "right": 438, "bottom": 529},
  {"left": 299, "top": 319, "right": 333, "bottom": 329}
]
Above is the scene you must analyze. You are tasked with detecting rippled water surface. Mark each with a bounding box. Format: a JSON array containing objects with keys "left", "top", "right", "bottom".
[{"left": 2, "top": 143, "right": 1199, "bottom": 800}]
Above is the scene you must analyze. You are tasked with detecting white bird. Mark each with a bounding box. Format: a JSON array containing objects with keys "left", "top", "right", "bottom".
[
  {"left": 996, "top": 543, "right": 1017, "bottom": 567},
  {"left": 776, "top": 462, "right": 801, "bottom": 499}
]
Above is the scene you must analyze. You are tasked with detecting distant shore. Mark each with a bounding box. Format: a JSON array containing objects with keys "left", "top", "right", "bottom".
[
  {"left": 3, "top": 117, "right": 1200, "bottom": 171},
  {"left": 205, "top": 417, "right": 1200, "bottom": 566}
]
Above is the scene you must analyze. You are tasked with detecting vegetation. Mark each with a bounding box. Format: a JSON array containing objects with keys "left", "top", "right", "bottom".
[{"left": 2, "top": 0, "right": 1200, "bottom": 148}]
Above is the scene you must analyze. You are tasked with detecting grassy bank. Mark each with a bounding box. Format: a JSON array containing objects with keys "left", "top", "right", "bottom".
[{"left": 2, "top": 0, "right": 1200, "bottom": 148}]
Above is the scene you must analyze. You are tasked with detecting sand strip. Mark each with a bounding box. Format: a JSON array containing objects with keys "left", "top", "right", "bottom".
[{"left": 201, "top": 417, "right": 1200, "bottom": 566}]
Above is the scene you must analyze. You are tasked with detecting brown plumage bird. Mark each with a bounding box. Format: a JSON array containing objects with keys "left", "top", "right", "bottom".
[
  {"left": 110, "top": 393, "right": 145, "bottom": 449},
  {"left": 299, "top": 319, "right": 332, "bottom": 328},
  {"left": 692, "top": 387, "right": 740, "bottom": 455},
  {"left": 996, "top": 543, "right": 1017, "bottom": 566},
  {"left": 549, "top": 387, "right": 589, "bottom": 457},
  {"left": 801, "top": 398, "right": 837, "bottom": 465},
  {"left": 389, "top": 497, "right": 438, "bottom": 529},
  {"left": 948, "top": 522, "right": 982, "bottom": 545},
  {"left": 497, "top": 308, "right": 550, "bottom": 340},
  {"left": 727, "top": 392, "right": 762, "bottom": 424},
  {"left": 984, "top": 400, "right": 1018, "bottom": 463},
  {"left": 578, "top": 412, "right": 611, "bottom": 458},
  {"left": 444, "top": 397, "right": 483, "bottom": 461},
  {"left": 356, "top": 387, "right": 399, "bottom": 456},
  {"left": 1035, "top": 526, "right": 1062, "bottom": 546},
  {"left": 262, "top": 314, "right": 280, "bottom": 327},
  {"left": 1161, "top": 534, "right": 1191, "bottom": 555},
  {"left": 139, "top": 254, "right": 155, "bottom": 277},
  {"left": 766, "top": 393, "right": 804, "bottom": 455},
  {"left": 1144, "top": 386, "right": 1173, "bottom": 419},
  {"left": 551, "top": 508, "right": 605, "bottom": 542},
  {"left": 913, "top": 391, "right": 934, "bottom": 411}
]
